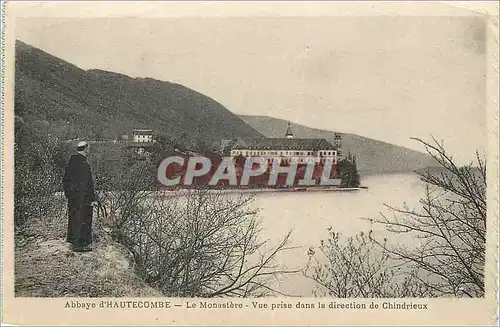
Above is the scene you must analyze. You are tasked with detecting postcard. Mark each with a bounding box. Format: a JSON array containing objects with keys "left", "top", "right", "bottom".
[{"left": 1, "top": 1, "right": 499, "bottom": 325}]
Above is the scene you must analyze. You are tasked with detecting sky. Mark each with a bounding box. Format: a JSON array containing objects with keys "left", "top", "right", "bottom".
[{"left": 15, "top": 14, "right": 488, "bottom": 163}]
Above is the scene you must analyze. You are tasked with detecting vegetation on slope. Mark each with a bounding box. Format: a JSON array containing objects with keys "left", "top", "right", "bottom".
[
  {"left": 15, "top": 198, "right": 162, "bottom": 297},
  {"left": 15, "top": 40, "right": 262, "bottom": 148}
]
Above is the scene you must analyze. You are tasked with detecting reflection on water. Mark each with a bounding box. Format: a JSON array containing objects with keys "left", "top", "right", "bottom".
[{"left": 251, "top": 173, "right": 426, "bottom": 296}]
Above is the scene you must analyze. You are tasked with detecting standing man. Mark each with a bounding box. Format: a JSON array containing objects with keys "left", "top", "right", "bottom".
[{"left": 63, "top": 141, "right": 96, "bottom": 252}]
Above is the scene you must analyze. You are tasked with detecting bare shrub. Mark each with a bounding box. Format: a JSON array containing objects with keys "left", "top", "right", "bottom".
[
  {"left": 307, "top": 138, "right": 486, "bottom": 298},
  {"left": 104, "top": 187, "right": 294, "bottom": 297},
  {"left": 304, "top": 229, "right": 428, "bottom": 297},
  {"left": 92, "top": 154, "right": 295, "bottom": 297},
  {"left": 373, "top": 138, "right": 486, "bottom": 297},
  {"left": 14, "top": 118, "right": 71, "bottom": 232}
]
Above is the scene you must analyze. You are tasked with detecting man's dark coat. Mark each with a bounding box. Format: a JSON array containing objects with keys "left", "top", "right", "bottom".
[{"left": 63, "top": 153, "right": 96, "bottom": 247}]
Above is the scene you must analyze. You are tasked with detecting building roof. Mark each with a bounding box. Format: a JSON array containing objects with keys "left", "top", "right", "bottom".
[
  {"left": 228, "top": 138, "right": 336, "bottom": 151},
  {"left": 133, "top": 129, "right": 153, "bottom": 135},
  {"left": 125, "top": 141, "right": 156, "bottom": 148}
]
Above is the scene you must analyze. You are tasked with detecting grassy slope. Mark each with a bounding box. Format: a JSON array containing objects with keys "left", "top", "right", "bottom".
[
  {"left": 15, "top": 201, "right": 160, "bottom": 297},
  {"left": 239, "top": 115, "right": 437, "bottom": 175},
  {"left": 15, "top": 40, "right": 262, "bottom": 145}
]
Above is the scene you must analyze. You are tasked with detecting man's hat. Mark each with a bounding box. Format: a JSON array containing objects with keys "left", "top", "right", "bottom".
[{"left": 77, "top": 141, "right": 88, "bottom": 151}]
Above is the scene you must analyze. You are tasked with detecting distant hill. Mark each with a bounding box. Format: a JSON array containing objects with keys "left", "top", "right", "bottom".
[
  {"left": 239, "top": 115, "right": 437, "bottom": 175},
  {"left": 15, "top": 40, "right": 437, "bottom": 175},
  {"left": 15, "top": 40, "right": 262, "bottom": 146}
]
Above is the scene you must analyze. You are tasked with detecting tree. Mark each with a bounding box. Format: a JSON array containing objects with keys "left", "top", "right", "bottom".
[
  {"left": 94, "top": 159, "right": 297, "bottom": 297},
  {"left": 307, "top": 138, "right": 486, "bottom": 298},
  {"left": 337, "top": 153, "right": 360, "bottom": 188},
  {"left": 373, "top": 137, "right": 486, "bottom": 297},
  {"left": 351, "top": 155, "right": 360, "bottom": 187},
  {"left": 193, "top": 138, "right": 209, "bottom": 152},
  {"left": 14, "top": 118, "right": 67, "bottom": 230}
]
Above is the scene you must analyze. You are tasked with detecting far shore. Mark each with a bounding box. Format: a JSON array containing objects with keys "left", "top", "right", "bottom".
[
  {"left": 54, "top": 186, "right": 368, "bottom": 200},
  {"left": 155, "top": 186, "right": 368, "bottom": 195}
]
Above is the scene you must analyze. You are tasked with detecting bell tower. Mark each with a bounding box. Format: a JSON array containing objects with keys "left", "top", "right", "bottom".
[
  {"left": 285, "top": 122, "right": 294, "bottom": 139},
  {"left": 334, "top": 132, "right": 343, "bottom": 159}
]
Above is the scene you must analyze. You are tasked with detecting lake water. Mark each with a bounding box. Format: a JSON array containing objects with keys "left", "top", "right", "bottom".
[{"left": 251, "top": 173, "right": 426, "bottom": 296}]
